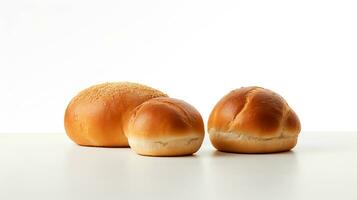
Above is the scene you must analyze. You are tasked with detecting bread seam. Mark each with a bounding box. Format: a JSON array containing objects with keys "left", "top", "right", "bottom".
[
  {"left": 209, "top": 129, "right": 297, "bottom": 141},
  {"left": 139, "top": 98, "right": 193, "bottom": 128},
  {"left": 152, "top": 137, "right": 200, "bottom": 147},
  {"left": 228, "top": 87, "right": 259, "bottom": 131}
]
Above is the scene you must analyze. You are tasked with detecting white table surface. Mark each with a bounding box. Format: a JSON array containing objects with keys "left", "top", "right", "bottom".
[{"left": 0, "top": 132, "right": 356, "bottom": 200}]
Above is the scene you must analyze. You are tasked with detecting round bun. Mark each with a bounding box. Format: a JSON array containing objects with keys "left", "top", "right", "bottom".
[
  {"left": 208, "top": 86, "right": 301, "bottom": 153},
  {"left": 64, "top": 82, "right": 167, "bottom": 147},
  {"left": 125, "top": 97, "right": 205, "bottom": 156}
]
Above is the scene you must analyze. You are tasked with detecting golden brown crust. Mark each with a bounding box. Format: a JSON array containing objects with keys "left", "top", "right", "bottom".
[
  {"left": 127, "top": 97, "right": 204, "bottom": 138},
  {"left": 208, "top": 87, "right": 258, "bottom": 132},
  {"left": 126, "top": 97, "right": 205, "bottom": 156},
  {"left": 284, "top": 109, "right": 301, "bottom": 135},
  {"left": 64, "top": 82, "right": 167, "bottom": 147},
  {"left": 208, "top": 86, "right": 301, "bottom": 153}
]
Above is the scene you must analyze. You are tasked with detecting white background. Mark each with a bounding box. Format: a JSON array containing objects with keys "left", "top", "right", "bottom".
[{"left": 0, "top": 0, "right": 356, "bottom": 133}]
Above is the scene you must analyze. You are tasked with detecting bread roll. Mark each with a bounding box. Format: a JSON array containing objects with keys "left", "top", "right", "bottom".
[
  {"left": 208, "top": 86, "right": 301, "bottom": 153},
  {"left": 126, "top": 97, "right": 205, "bottom": 156},
  {"left": 64, "top": 82, "right": 167, "bottom": 147}
]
